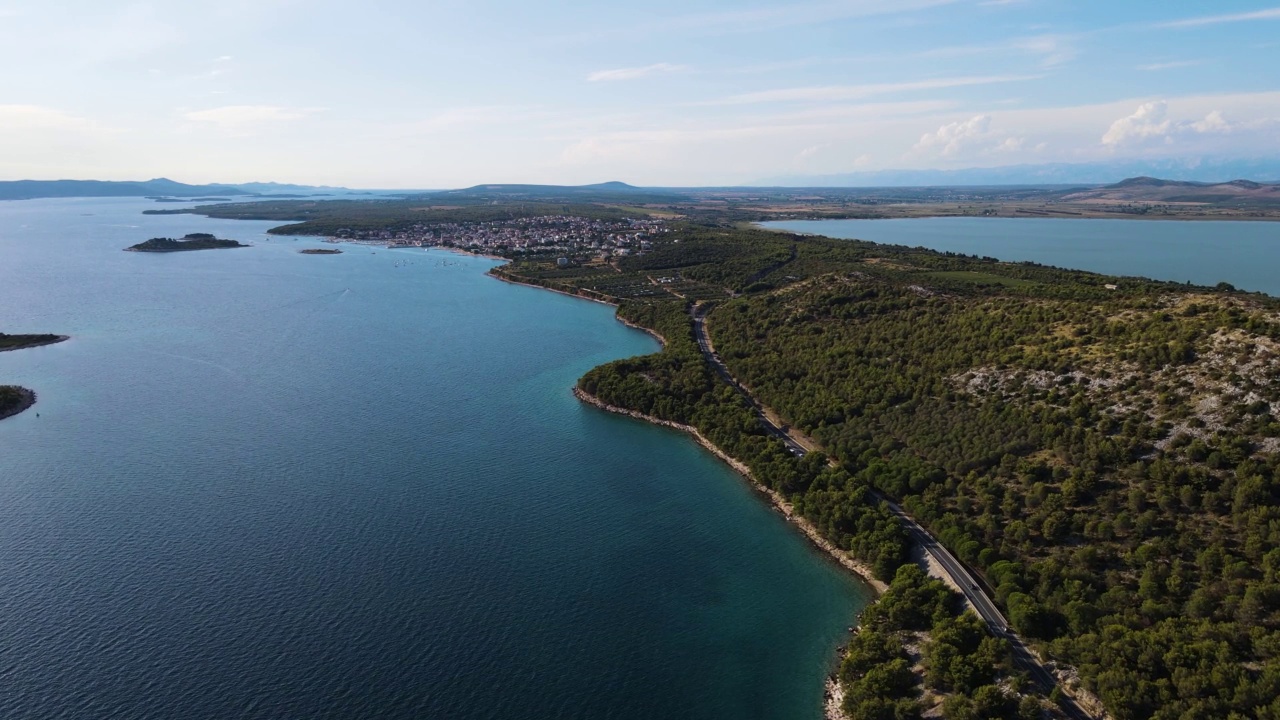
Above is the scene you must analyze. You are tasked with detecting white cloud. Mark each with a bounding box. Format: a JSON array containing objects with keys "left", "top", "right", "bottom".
[
  {"left": 658, "top": 0, "right": 961, "bottom": 34},
  {"left": 587, "top": 63, "right": 686, "bottom": 82},
  {"left": 1102, "top": 101, "right": 1237, "bottom": 148},
  {"left": 1102, "top": 101, "right": 1173, "bottom": 146},
  {"left": 1011, "top": 35, "right": 1077, "bottom": 68},
  {"left": 757, "top": 100, "right": 960, "bottom": 123},
  {"left": 1137, "top": 60, "right": 1203, "bottom": 71},
  {"left": 1191, "top": 111, "right": 1231, "bottom": 134},
  {"left": 713, "top": 74, "right": 1039, "bottom": 105},
  {"left": 0, "top": 105, "right": 123, "bottom": 178},
  {"left": 914, "top": 115, "right": 990, "bottom": 156},
  {"left": 996, "top": 137, "right": 1026, "bottom": 152},
  {"left": 909, "top": 113, "right": 1037, "bottom": 160},
  {"left": 1159, "top": 7, "right": 1280, "bottom": 28},
  {"left": 183, "top": 105, "right": 319, "bottom": 134},
  {"left": 910, "top": 33, "right": 1077, "bottom": 69}
]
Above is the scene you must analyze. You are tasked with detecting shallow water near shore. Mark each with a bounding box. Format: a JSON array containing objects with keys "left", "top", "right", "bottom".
[
  {"left": 762, "top": 217, "right": 1280, "bottom": 296},
  {"left": 0, "top": 198, "right": 872, "bottom": 719}
]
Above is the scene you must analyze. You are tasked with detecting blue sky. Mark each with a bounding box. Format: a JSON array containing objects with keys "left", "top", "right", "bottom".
[{"left": 0, "top": 0, "right": 1277, "bottom": 186}]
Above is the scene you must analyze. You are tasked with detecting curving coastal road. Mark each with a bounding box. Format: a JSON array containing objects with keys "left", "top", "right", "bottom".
[{"left": 691, "top": 303, "right": 1097, "bottom": 720}]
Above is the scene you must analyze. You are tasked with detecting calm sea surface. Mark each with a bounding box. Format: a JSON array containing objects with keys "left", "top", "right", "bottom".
[
  {"left": 762, "top": 217, "right": 1280, "bottom": 296},
  {"left": 0, "top": 198, "right": 871, "bottom": 719}
]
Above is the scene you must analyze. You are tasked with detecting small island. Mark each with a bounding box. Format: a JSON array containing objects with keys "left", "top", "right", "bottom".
[
  {"left": 299, "top": 248, "right": 343, "bottom": 255},
  {"left": 125, "top": 233, "right": 248, "bottom": 252},
  {"left": 0, "top": 385, "right": 36, "bottom": 422}
]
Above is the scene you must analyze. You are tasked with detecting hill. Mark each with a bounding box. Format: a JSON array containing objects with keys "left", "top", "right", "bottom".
[
  {"left": 1059, "top": 176, "right": 1280, "bottom": 205},
  {"left": 429, "top": 181, "right": 687, "bottom": 204}
]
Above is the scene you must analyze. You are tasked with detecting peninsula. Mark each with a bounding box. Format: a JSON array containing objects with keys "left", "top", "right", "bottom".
[
  {"left": 0, "top": 333, "right": 68, "bottom": 353},
  {"left": 172, "top": 191, "right": 1280, "bottom": 720},
  {"left": 126, "top": 233, "right": 247, "bottom": 252},
  {"left": 504, "top": 224, "right": 1277, "bottom": 720}
]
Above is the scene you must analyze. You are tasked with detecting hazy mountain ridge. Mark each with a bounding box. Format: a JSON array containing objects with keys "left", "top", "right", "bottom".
[
  {"left": 755, "top": 158, "right": 1280, "bottom": 188},
  {"left": 0, "top": 178, "right": 364, "bottom": 201}
]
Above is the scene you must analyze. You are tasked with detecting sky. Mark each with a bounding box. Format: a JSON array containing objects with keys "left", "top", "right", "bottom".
[{"left": 1, "top": 0, "right": 1278, "bottom": 187}]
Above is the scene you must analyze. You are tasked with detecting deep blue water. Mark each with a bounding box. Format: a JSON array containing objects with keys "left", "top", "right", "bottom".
[
  {"left": 762, "top": 217, "right": 1280, "bottom": 296},
  {"left": 0, "top": 198, "right": 871, "bottom": 719}
]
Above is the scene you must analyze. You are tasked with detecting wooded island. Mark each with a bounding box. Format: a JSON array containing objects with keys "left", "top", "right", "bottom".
[{"left": 126, "top": 233, "right": 247, "bottom": 252}]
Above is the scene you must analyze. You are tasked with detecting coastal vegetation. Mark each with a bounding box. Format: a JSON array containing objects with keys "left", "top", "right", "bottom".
[
  {"left": 299, "top": 248, "right": 342, "bottom": 254},
  {"left": 126, "top": 233, "right": 247, "bottom": 252}
]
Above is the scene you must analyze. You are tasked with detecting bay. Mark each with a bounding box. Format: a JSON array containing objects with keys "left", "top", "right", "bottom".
[
  {"left": 0, "top": 198, "right": 871, "bottom": 720},
  {"left": 762, "top": 217, "right": 1280, "bottom": 296}
]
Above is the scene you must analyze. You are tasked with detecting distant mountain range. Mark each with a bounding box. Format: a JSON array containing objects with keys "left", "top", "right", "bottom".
[
  {"left": 456, "top": 181, "right": 640, "bottom": 194},
  {"left": 0, "top": 178, "right": 244, "bottom": 200},
  {"left": 753, "top": 158, "right": 1280, "bottom": 188},
  {"left": 8, "top": 168, "right": 1280, "bottom": 204},
  {"left": 0, "top": 177, "right": 397, "bottom": 201}
]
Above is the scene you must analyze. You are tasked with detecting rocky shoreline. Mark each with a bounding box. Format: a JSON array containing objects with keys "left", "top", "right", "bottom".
[
  {"left": 572, "top": 387, "right": 888, "bottom": 592},
  {"left": 487, "top": 270, "right": 620, "bottom": 307}
]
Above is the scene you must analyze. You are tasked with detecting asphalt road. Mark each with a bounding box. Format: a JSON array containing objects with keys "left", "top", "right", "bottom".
[
  {"left": 692, "top": 306, "right": 809, "bottom": 457},
  {"left": 691, "top": 303, "right": 1096, "bottom": 720}
]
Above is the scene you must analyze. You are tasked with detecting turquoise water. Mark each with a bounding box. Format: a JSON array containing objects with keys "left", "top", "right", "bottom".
[
  {"left": 0, "top": 198, "right": 871, "bottom": 719},
  {"left": 762, "top": 217, "right": 1280, "bottom": 296}
]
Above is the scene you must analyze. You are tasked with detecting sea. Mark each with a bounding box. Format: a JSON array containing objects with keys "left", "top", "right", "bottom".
[
  {"left": 761, "top": 217, "right": 1280, "bottom": 296},
  {"left": 0, "top": 198, "right": 872, "bottom": 720}
]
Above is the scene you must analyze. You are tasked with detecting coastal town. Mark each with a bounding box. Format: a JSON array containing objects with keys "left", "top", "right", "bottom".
[{"left": 326, "top": 215, "right": 670, "bottom": 259}]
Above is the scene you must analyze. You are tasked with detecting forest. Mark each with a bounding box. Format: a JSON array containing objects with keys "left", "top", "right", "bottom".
[{"left": 502, "top": 220, "right": 1280, "bottom": 719}]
